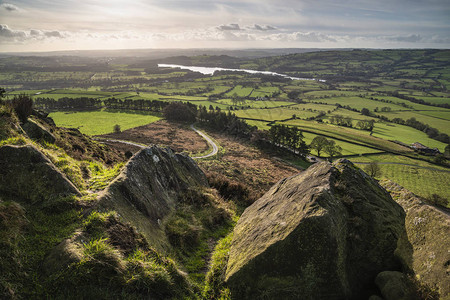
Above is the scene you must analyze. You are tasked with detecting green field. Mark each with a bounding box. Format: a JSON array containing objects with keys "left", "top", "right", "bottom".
[
  {"left": 217, "top": 99, "right": 295, "bottom": 109},
  {"left": 234, "top": 107, "right": 309, "bottom": 121},
  {"left": 2, "top": 49, "right": 449, "bottom": 203},
  {"left": 302, "top": 132, "right": 381, "bottom": 156},
  {"left": 350, "top": 154, "right": 450, "bottom": 201},
  {"left": 225, "top": 85, "right": 254, "bottom": 97},
  {"left": 49, "top": 110, "right": 161, "bottom": 135},
  {"left": 309, "top": 96, "right": 410, "bottom": 112},
  {"left": 378, "top": 110, "right": 450, "bottom": 135}
]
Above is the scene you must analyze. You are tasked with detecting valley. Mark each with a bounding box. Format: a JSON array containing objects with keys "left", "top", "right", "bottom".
[{"left": 0, "top": 48, "right": 449, "bottom": 299}]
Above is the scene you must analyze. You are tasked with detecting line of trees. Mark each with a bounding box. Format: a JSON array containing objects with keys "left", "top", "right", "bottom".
[
  {"left": 356, "top": 119, "right": 375, "bottom": 131},
  {"left": 34, "top": 97, "right": 169, "bottom": 112},
  {"left": 268, "top": 124, "right": 309, "bottom": 157},
  {"left": 329, "top": 114, "right": 353, "bottom": 127}
]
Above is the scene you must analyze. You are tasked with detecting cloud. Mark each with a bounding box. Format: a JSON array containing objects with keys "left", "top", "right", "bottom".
[
  {"left": 44, "top": 30, "right": 64, "bottom": 38},
  {"left": 0, "top": 24, "right": 67, "bottom": 42},
  {"left": 0, "top": 3, "right": 19, "bottom": 11},
  {"left": 217, "top": 23, "right": 241, "bottom": 31},
  {"left": 0, "top": 24, "right": 26, "bottom": 39},
  {"left": 264, "top": 31, "right": 338, "bottom": 43},
  {"left": 386, "top": 34, "right": 423, "bottom": 43},
  {"left": 250, "top": 24, "right": 277, "bottom": 31}
]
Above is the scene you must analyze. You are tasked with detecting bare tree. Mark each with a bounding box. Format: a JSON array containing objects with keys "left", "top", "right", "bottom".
[{"left": 364, "top": 161, "right": 382, "bottom": 178}]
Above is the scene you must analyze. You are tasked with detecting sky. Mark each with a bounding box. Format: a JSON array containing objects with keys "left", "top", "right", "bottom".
[{"left": 1, "top": 0, "right": 449, "bottom": 52}]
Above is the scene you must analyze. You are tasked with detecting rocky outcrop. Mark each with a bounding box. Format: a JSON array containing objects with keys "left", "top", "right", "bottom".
[
  {"left": 225, "top": 159, "right": 406, "bottom": 300},
  {"left": 381, "top": 180, "right": 450, "bottom": 299},
  {"left": 0, "top": 145, "right": 81, "bottom": 202},
  {"left": 21, "top": 119, "right": 56, "bottom": 143},
  {"left": 98, "top": 146, "right": 208, "bottom": 250}
]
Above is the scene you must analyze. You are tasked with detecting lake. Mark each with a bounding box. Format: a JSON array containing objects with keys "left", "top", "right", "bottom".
[{"left": 158, "top": 64, "right": 325, "bottom": 82}]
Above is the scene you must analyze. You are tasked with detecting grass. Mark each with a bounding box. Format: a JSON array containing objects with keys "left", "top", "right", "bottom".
[
  {"left": 49, "top": 110, "right": 161, "bottom": 135},
  {"left": 309, "top": 96, "right": 409, "bottom": 112},
  {"left": 225, "top": 86, "right": 254, "bottom": 97},
  {"left": 377, "top": 111, "right": 450, "bottom": 135},
  {"left": 217, "top": 99, "right": 295, "bottom": 109},
  {"left": 302, "top": 132, "right": 381, "bottom": 156},
  {"left": 233, "top": 107, "right": 304, "bottom": 121},
  {"left": 350, "top": 154, "right": 450, "bottom": 202},
  {"left": 88, "top": 162, "right": 124, "bottom": 191},
  {"left": 281, "top": 119, "right": 409, "bottom": 153},
  {"left": 372, "top": 122, "right": 447, "bottom": 152},
  {"left": 203, "top": 233, "right": 233, "bottom": 300}
]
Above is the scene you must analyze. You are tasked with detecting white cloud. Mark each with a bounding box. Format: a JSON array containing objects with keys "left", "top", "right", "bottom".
[
  {"left": 0, "top": 24, "right": 68, "bottom": 43},
  {"left": 0, "top": 24, "right": 26, "bottom": 39},
  {"left": 0, "top": 3, "right": 19, "bottom": 11},
  {"left": 250, "top": 24, "right": 277, "bottom": 31},
  {"left": 217, "top": 23, "right": 241, "bottom": 31}
]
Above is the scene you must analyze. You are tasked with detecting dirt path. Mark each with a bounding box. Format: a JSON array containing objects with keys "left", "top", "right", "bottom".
[
  {"left": 94, "top": 138, "right": 146, "bottom": 149},
  {"left": 190, "top": 124, "right": 218, "bottom": 159}
]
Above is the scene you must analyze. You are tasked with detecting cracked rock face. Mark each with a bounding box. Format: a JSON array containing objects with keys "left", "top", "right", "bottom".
[
  {"left": 226, "top": 159, "right": 406, "bottom": 300},
  {"left": 98, "top": 146, "right": 208, "bottom": 250}
]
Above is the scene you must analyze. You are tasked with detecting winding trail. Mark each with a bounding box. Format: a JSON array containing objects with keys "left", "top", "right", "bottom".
[
  {"left": 95, "top": 125, "right": 219, "bottom": 159},
  {"left": 190, "top": 124, "right": 219, "bottom": 159},
  {"left": 93, "top": 138, "right": 146, "bottom": 148}
]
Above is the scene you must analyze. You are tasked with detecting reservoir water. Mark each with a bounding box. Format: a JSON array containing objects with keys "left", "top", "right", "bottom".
[{"left": 158, "top": 64, "right": 325, "bottom": 82}]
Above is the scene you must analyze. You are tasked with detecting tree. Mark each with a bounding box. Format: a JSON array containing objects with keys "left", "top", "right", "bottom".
[
  {"left": 361, "top": 108, "right": 370, "bottom": 116},
  {"left": 113, "top": 124, "right": 121, "bottom": 133},
  {"left": 323, "top": 140, "right": 342, "bottom": 159},
  {"left": 444, "top": 144, "right": 450, "bottom": 158},
  {"left": 163, "top": 102, "right": 196, "bottom": 123},
  {"left": 364, "top": 161, "right": 382, "bottom": 178},
  {"left": 287, "top": 90, "right": 301, "bottom": 100},
  {"left": 309, "top": 136, "right": 328, "bottom": 156}
]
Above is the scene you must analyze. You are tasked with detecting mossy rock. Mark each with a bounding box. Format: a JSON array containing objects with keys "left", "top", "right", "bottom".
[
  {"left": 375, "top": 271, "right": 419, "bottom": 300},
  {"left": 0, "top": 145, "right": 81, "bottom": 203},
  {"left": 21, "top": 118, "right": 56, "bottom": 144},
  {"left": 98, "top": 145, "right": 208, "bottom": 251},
  {"left": 380, "top": 180, "right": 450, "bottom": 299},
  {"left": 226, "top": 159, "right": 406, "bottom": 299}
]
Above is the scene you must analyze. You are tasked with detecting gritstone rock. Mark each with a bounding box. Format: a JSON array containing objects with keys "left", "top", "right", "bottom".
[
  {"left": 226, "top": 159, "right": 406, "bottom": 300},
  {"left": 98, "top": 145, "right": 208, "bottom": 250},
  {"left": 0, "top": 145, "right": 81, "bottom": 202}
]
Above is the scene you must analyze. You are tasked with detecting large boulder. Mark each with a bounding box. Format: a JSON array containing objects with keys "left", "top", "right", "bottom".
[
  {"left": 98, "top": 146, "right": 208, "bottom": 250},
  {"left": 225, "top": 159, "right": 406, "bottom": 300},
  {"left": 381, "top": 180, "right": 450, "bottom": 299},
  {"left": 0, "top": 145, "right": 81, "bottom": 202}
]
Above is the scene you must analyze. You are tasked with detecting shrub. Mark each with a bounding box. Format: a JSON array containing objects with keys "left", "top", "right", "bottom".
[
  {"left": 10, "top": 94, "right": 33, "bottom": 123},
  {"left": 113, "top": 124, "right": 121, "bottom": 133}
]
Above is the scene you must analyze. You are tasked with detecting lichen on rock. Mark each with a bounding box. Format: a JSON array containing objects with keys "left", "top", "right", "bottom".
[
  {"left": 225, "top": 159, "right": 406, "bottom": 299},
  {"left": 98, "top": 145, "right": 208, "bottom": 251}
]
